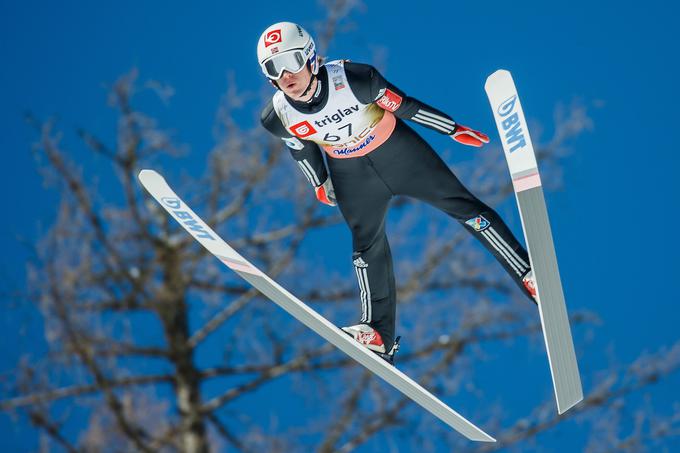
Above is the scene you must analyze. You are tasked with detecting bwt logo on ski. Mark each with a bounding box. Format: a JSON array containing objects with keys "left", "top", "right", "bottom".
[
  {"left": 497, "top": 95, "right": 527, "bottom": 153},
  {"left": 161, "top": 197, "right": 181, "bottom": 210},
  {"left": 161, "top": 197, "right": 215, "bottom": 240}
]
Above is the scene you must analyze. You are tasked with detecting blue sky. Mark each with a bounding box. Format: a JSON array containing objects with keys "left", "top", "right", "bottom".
[{"left": 2, "top": 0, "right": 679, "bottom": 450}]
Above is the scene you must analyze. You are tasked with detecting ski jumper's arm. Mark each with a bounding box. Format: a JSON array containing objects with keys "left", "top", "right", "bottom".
[
  {"left": 260, "top": 100, "right": 329, "bottom": 187},
  {"left": 344, "top": 62, "right": 489, "bottom": 147},
  {"left": 344, "top": 62, "right": 458, "bottom": 134}
]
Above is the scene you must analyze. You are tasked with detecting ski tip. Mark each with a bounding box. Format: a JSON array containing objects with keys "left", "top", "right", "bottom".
[
  {"left": 138, "top": 168, "right": 156, "bottom": 179},
  {"left": 138, "top": 169, "right": 163, "bottom": 186},
  {"left": 484, "top": 69, "right": 512, "bottom": 89}
]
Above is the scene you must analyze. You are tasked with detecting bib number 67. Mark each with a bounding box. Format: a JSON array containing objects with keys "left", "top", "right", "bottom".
[{"left": 324, "top": 123, "right": 353, "bottom": 142}]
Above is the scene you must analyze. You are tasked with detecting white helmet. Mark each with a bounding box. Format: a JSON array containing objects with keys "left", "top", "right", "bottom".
[{"left": 257, "top": 22, "right": 319, "bottom": 80}]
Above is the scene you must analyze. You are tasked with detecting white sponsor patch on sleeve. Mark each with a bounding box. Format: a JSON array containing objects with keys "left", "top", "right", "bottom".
[
  {"left": 282, "top": 136, "right": 305, "bottom": 150},
  {"left": 374, "top": 87, "right": 386, "bottom": 101}
]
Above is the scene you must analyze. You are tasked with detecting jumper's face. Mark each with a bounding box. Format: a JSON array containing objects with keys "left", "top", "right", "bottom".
[{"left": 278, "top": 65, "right": 313, "bottom": 100}]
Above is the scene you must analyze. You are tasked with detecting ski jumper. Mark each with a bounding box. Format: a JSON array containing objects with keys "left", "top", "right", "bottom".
[{"left": 261, "top": 61, "right": 533, "bottom": 351}]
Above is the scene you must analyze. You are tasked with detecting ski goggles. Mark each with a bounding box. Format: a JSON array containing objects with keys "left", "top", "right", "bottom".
[{"left": 261, "top": 49, "right": 307, "bottom": 80}]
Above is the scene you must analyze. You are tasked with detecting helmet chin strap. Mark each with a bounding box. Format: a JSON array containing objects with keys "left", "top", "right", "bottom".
[{"left": 300, "top": 74, "right": 317, "bottom": 98}]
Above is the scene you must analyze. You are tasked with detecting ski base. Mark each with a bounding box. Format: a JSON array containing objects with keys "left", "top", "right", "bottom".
[
  {"left": 517, "top": 186, "right": 583, "bottom": 413},
  {"left": 485, "top": 69, "right": 583, "bottom": 414}
]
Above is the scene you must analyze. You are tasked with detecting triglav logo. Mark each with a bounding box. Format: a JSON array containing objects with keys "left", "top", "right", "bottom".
[
  {"left": 162, "top": 197, "right": 181, "bottom": 209},
  {"left": 313, "top": 105, "right": 359, "bottom": 128},
  {"left": 497, "top": 95, "right": 527, "bottom": 153},
  {"left": 264, "top": 29, "right": 282, "bottom": 47}
]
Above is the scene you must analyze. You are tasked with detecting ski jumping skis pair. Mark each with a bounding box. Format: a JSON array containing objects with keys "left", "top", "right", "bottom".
[{"left": 138, "top": 69, "right": 582, "bottom": 442}]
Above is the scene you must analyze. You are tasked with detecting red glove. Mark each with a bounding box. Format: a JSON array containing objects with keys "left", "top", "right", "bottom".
[
  {"left": 451, "top": 124, "right": 490, "bottom": 147},
  {"left": 315, "top": 177, "right": 337, "bottom": 206}
]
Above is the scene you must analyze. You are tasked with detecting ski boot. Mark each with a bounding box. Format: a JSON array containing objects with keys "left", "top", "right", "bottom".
[
  {"left": 341, "top": 323, "right": 401, "bottom": 365},
  {"left": 523, "top": 270, "right": 538, "bottom": 304}
]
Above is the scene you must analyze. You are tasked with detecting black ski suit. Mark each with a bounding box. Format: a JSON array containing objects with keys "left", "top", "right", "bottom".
[{"left": 261, "top": 61, "right": 533, "bottom": 351}]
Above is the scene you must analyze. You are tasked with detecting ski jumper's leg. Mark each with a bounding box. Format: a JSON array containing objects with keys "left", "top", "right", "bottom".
[
  {"left": 375, "top": 120, "right": 534, "bottom": 301},
  {"left": 327, "top": 156, "right": 397, "bottom": 350}
]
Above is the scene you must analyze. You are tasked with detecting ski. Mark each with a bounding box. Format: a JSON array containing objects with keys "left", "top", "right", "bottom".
[
  {"left": 484, "top": 70, "right": 583, "bottom": 414},
  {"left": 138, "top": 169, "right": 495, "bottom": 442}
]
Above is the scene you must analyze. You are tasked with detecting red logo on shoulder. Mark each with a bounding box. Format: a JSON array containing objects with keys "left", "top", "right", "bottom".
[
  {"left": 290, "top": 121, "right": 317, "bottom": 138},
  {"left": 264, "top": 30, "right": 282, "bottom": 47},
  {"left": 376, "top": 89, "right": 402, "bottom": 112}
]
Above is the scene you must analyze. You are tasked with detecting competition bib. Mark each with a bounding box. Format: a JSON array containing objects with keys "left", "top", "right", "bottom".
[{"left": 273, "top": 60, "right": 395, "bottom": 158}]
